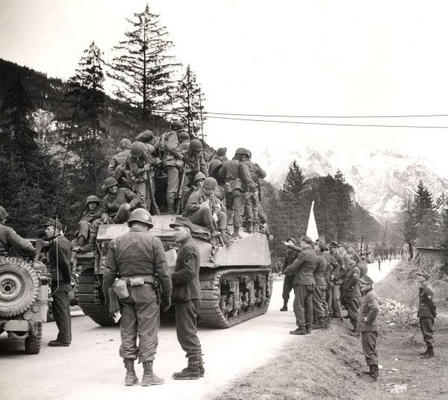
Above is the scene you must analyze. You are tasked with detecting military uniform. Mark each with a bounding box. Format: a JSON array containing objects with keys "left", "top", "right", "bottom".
[
  {"left": 284, "top": 245, "right": 318, "bottom": 334},
  {"left": 102, "top": 187, "right": 143, "bottom": 223},
  {"left": 0, "top": 224, "right": 36, "bottom": 257},
  {"left": 358, "top": 260, "right": 368, "bottom": 278},
  {"left": 48, "top": 233, "right": 72, "bottom": 346},
  {"left": 108, "top": 141, "right": 131, "bottom": 177},
  {"left": 281, "top": 248, "right": 299, "bottom": 310},
  {"left": 171, "top": 235, "right": 203, "bottom": 378},
  {"left": 243, "top": 160, "right": 266, "bottom": 233},
  {"left": 103, "top": 223, "right": 171, "bottom": 384},
  {"left": 183, "top": 150, "right": 208, "bottom": 187},
  {"left": 341, "top": 262, "right": 361, "bottom": 330},
  {"left": 358, "top": 285, "right": 380, "bottom": 379},
  {"left": 328, "top": 251, "right": 343, "bottom": 318},
  {"left": 313, "top": 253, "right": 328, "bottom": 329},
  {"left": 418, "top": 280, "right": 437, "bottom": 357}
]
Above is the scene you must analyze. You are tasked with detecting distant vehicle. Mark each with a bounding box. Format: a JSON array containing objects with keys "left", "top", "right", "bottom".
[{"left": 73, "top": 215, "right": 273, "bottom": 328}]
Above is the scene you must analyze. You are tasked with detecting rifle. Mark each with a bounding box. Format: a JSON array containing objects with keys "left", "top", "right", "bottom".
[
  {"left": 175, "top": 167, "right": 187, "bottom": 215},
  {"left": 145, "top": 168, "right": 160, "bottom": 215}
]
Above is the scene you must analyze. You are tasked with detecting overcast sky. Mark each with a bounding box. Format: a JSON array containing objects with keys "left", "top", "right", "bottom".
[{"left": 1, "top": 0, "right": 448, "bottom": 176}]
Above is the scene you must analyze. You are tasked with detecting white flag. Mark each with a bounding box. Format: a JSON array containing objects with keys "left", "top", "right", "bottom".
[{"left": 306, "top": 201, "right": 319, "bottom": 241}]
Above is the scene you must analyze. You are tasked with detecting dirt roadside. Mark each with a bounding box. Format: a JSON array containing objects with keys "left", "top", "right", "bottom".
[{"left": 213, "top": 262, "right": 448, "bottom": 400}]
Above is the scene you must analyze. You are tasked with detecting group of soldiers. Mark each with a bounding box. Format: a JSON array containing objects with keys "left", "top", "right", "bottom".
[
  {"left": 280, "top": 236, "right": 438, "bottom": 381},
  {"left": 74, "top": 121, "right": 269, "bottom": 253}
]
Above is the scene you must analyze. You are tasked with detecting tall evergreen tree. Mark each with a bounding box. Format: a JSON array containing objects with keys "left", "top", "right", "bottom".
[
  {"left": 109, "top": 4, "right": 178, "bottom": 120},
  {"left": 400, "top": 196, "right": 417, "bottom": 259},
  {"left": 279, "top": 160, "right": 305, "bottom": 201},
  {"left": 413, "top": 180, "right": 438, "bottom": 246}
]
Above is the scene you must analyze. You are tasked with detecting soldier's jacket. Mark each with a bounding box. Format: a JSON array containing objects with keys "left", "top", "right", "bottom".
[
  {"left": 417, "top": 282, "right": 437, "bottom": 318},
  {"left": 341, "top": 264, "right": 361, "bottom": 298},
  {"left": 219, "top": 158, "right": 257, "bottom": 193},
  {"left": 282, "top": 248, "right": 299, "bottom": 274},
  {"left": 0, "top": 224, "right": 36, "bottom": 257},
  {"left": 327, "top": 252, "right": 343, "bottom": 284},
  {"left": 80, "top": 208, "right": 103, "bottom": 224},
  {"left": 183, "top": 189, "right": 224, "bottom": 218},
  {"left": 244, "top": 160, "right": 266, "bottom": 182},
  {"left": 48, "top": 235, "right": 72, "bottom": 284},
  {"left": 108, "top": 149, "right": 130, "bottom": 176},
  {"left": 209, "top": 158, "right": 223, "bottom": 179},
  {"left": 171, "top": 238, "right": 201, "bottom": 303},
  {"left": 358, "top": 261, "right": 368, "bottom": 278},
  {"left": 358, "top": 288, "right": 380, "bottom": 332},
  {"left": 160, "top": 131, "right": 183, "bottom": 168},
  {"left": 284, "top": 245, "right": 317, "bottom": 286},
  {"left": 314, "top": 254, "right": 327, "bottom": 289},
  {"left": 184, "top": 152, "right": 208, "bottom": 178},
  {"left": 323, "top": 252, "right": 336, "bottom": 287},
  {"left": 103, "top": 227, "right": 172, "bottom": 298},
  {"left": 333, "top": 253, "right": 346, "bottom": 284},
  {"left": 180, "top": 140, "right": 190, "bottom": 154},
  {"left": 102, "top": 188, "right": 143, "bottom": 217}
]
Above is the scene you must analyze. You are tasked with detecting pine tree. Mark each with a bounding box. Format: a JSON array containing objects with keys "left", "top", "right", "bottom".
[
  {"left": 413, "top": 180, "right": 438, "bottom": 246},
  {"left": 279, "top": 160, "right": 305, "bottom": 200},
  {"left": 171, "top": 65, "right": 205, "bottom": 135},
  {"left": 109, "top": 4, "right": 179, "bottom": 120}
]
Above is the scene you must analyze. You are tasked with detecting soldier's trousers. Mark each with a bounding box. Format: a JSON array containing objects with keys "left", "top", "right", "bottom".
[
  {"left": 293, "top": 285, "right": 314, "bottom": 328},
  {"left": 361, "top": 331, "right": 378, "bottom": 366},
  {"left": 175, "top": 300, "right": 202, "bottom": 359},
  {"left": 420, "top": 317, "right": 435, "bottom": 349},
  {"left": 51, "top": 283, "right": 72, "bottom": 344},
  {"left": 119, "top": 285, "right": 159, "bottom": 363},
  {"left": 313, "top": 285, "right": 328, "bottom": 320},
  {"left": 344, "top": 296, "right": 360, "bottom": 328},
  {"left": 330, "top": 284, "right": 342, "bottom": 317},
  {"left": 244, "top": 191, "right": 260, "bottom": 224},
  {"left": 166, "top": 166, "right": 180, "bottom": 211},
  {"left": 78, "top": 219, "right": 101, "bottom": 242},
  {"left": 326, "top": 284, "right": 333, "bottom": 316},
  {"left": 133, "top": 181, "right": 149, "bottom": 210},
  {"left": 282, "top": 275, "right": 294, "bottom": 302},
  {"left": 225, "top": 189, "right": 244, "bottom": 229},
  {"left": 189, "top": 207, "right": 227, "bottom": 232}
]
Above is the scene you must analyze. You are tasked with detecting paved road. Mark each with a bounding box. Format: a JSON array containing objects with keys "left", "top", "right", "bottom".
[
  {"left": 0, "top": 279, "right": 297, "bottom": 400},
  {"left": 367, "top": 258, "right": 400, "bottom": 283}
]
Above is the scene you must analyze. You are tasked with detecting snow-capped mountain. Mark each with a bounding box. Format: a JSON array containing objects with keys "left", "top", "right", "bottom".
[{"left": 260, "top": 148, "right": 448, "bottom": 221}]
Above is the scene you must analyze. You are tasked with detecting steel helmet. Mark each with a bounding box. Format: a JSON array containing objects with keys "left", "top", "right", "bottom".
[
  {"left": 104, "top": 177, "right": 118, "bottom": 190},
  {"left": 203, "top": 177, "right": 217, "bottom": 190},
  {"left": 145, "top": 143, "right": 156, "bottom": 155},
  {"left": 119, "top": 138, "right": 132, "bottom": 150},
  {"left": 235, "top": 147, "right": 250, "bottom": 157},
  {"left": 130, "top": 141, "right": 146, "bottom": 157},
  {"left": 85, "top": 195, "right": 101, "bottom": 206},
  {"left": 127, "top": 208, "right": 153, "bottom": 227},
  {"left": 178, "top": 130, "right": 190, "bottom": 141},
  {"left": 171, "top": 120, "right": 184, "bottom": 131},
  {"left": 189, "top": 139, "right": 203, "bottom": 152},
  {"left": 194, "top": 172, "right": 206, "bottom": 183},
  {"left": 136, "top": 130, "right": 154, "bottom": 142}
]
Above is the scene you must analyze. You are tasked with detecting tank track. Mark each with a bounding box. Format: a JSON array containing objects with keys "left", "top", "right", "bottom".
[
  {"left": 77, "top": 267, "right": 116, "bottom": 327},
  {"left": 199, "top": 268, "right": 272, "bottom": 329}
]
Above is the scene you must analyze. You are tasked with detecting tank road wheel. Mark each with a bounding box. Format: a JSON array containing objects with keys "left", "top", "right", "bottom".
[
  {"left": 24, "top": 322, "right": 42, "bottom": 354},
  {"left": 0, "top": 257, "right": 39, "bottom": 318}
]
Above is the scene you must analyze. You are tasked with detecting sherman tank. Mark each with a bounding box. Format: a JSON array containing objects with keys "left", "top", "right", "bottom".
[{"left": 74, "top": 215, "right": 272, "bottom": 328}]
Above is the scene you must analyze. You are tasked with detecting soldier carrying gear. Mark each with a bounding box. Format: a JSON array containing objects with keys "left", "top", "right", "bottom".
[
  {"left": 208, "top": 147, "right": 228, "bottom": 185},
  {"left": 183, "top": 177, "right": 227, "bottom": 239},
  {"left": 416, "top": 271, "right": 437, "bottom": 359},
  {"left": 103, "top": 208, "right": 172, "bottom": 386},
  {"left": 0, "top": 206, "right": 36, "bottom": 258},
  {"left": 219, "top": 148, "right": 257, "bottom": 238},
  {"left": 108, "top": 138, "right": 132, "bottom": 177},
  {"left": 73, "top": 195, "right": 102, "bottom": 253},
  {"left": 44, "top": 218, "right": 72, "bottom": 347},
  {"left": 280, "top": 238, "right": 300, "bottom": 312},
  {"left": 169, "top": 216, "right": 204, "bottom": 380},
  {"left": 101, "top": 177, "right": 144, "bottom": 224},
  {"left": 183, "top": 139, "right": 208, "bottom": 188},
  {"left": 178, "top": 130, "right": 191, "bottom": 154}
]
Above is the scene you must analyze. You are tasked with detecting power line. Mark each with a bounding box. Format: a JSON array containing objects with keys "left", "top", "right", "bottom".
[
  {"left": 206, "top": 115, "right": 448, "bottom": 129},
  {"left": 206, "top": 111, "right": 448, "bottom": 119}
]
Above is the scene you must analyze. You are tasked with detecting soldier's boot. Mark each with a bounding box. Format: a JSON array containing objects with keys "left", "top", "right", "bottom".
[
  {"left": 305, "top": 324, "right": 312, "bottom": 334},
  {"left": 369, "top": 364, "right": 379, "bottom": 380},
  {"left": 290, "top": 326, "right": 306, "bottom": 335},
  {"left": 326, "top": 315, "right": 331, "bottom": 328},
  {"left": 123, "top": 359, "right": 138, "bottom": 386},
  {"left": 172, "top": 357, "right": 201, "bottom": 380},
  {"left": 142, "top": 361, "right": 164, "bottom": 386},
  {"left": 79, "top": 236, "right": 96, "bottom": 253},
  {"left": 199, "top": 354, "right": 205, "bottom": 377},
  {"left": 253, "top": 223, "right": 260, "bottom": 233},
  {"left": 232, "top": 226, "right": 242, "bottom": 239},
  {"left": 246, "top": 221, "right": 253, "bottom": 233},
  {"left": 312, "top": 317, "right": 327, "bottom": 330},
  {"left": 421, "top": 347, "right": 434, "bottom": 359},
  {"left": 280, "top": 301, "right": 288, "bottom": 312}
]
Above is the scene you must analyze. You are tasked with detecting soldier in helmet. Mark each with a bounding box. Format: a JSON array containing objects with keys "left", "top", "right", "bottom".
[
  {"left": 181, "top": 172, "right": 206, "bottom": 211},
  {"left": 108, "top": 138, "right": 132, "bottom": 176},
  {"left": 416, "top": 271, "right": 437, "bottom": 359},
  {"left": 183, "top": 139, "right": 208, "bottom": 188},
  {"left": 183, "top": 177, "right": 227, "bottom": 238},
  {"left": 219, "top": 148, "right": 257, "bottom": 238},
  {"left": 73, "top": 195, "right": 102, "bottom": 252},
  {"left": 103, "top": 208, "right": 172, "bottom": 386},
  {"left": 101, "top": 177, "right": 144, "bottom": 224},
  {"left": 159, "top": 121, "right": 185, "bottom": 213},
  {"left": 178, "top": 130, "right": 191, "bottom": 154},
  {"left": 0, "top": 206, "right": 36, "bottom": 258},
  {"left": 208, "top": 147, "right": 228, "bottom": 185}
]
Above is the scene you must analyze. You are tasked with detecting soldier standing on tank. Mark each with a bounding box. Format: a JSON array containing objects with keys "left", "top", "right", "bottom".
[
  {"left": 416, "top": 271, "right": 437, "bottom": 358},
  {"left": 183, "top": 139, "right": 208, "bottom": 188},
  {"left": 108, "top": 138, "right": 132, "bottom": 177},
  {"left": 280, "top": 238, "right": 300, "bottom": 312},
  {"left": 0, "top": 206, "right": 36, "bottom": 258},
  {"left": 313, "top": 240, "right": 328, "bottom": 330},
  {"left": 169, "top": 216, "right": 204, "bottom": 380},
  {"left": 358, "top": 275, "right": 380, "bottom": 380},
  {"left": 208, "top": 147, "right": 228, "bottom": 184},
  {"left": 73, "top": 195, "right": 102, "bottom": 252},
  {"left": 219, "top": 148, "right": 257, "bottom": 238},
  {"left": 103, "top": 209, "right": 172, "bottom": 386},
  {"left": 284, "top": 236, "right": 318, "bottom": 335},
  {"left": 101, "top": 177, "right": 144, "bottom": 224},
  {"left": 44, "top": 218, "right": 72, "bottom": 347},
  {"left": 160, "top": 121, "right": 185, "bottom": 214}
]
